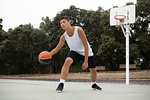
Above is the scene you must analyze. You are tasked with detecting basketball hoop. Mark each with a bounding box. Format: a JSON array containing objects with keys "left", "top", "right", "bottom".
[
  {"left": 114, "top": 15, "right": 126, "bottom": 23},
  {"left": 110, "top": 5, "right": 136, "bottom": 85}
]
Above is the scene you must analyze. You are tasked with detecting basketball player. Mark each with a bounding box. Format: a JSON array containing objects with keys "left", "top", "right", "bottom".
[{"left": 49, "top": 16, "right": 102, "bottom": 92}]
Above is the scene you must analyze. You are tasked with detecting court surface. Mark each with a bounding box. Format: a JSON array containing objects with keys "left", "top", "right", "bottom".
[{"left": 0, "top": 79, "right": 150, "bottom": 100}]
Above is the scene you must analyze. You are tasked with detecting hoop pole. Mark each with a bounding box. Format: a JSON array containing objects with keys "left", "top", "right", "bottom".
[{"left": 125, "top": 25, "right": 130, "bottom": 85}]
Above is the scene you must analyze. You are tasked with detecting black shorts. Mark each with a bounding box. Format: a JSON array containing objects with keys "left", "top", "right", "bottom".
[{"left": 67, "top": 51, "right": 96, "bottom": 68}]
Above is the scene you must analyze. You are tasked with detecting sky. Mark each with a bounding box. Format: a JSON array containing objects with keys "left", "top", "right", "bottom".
[{"left": 0, "top": 0, "right": 137, "bottom": 31}]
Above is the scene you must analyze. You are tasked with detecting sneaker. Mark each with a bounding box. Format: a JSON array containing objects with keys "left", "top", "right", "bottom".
[
  {"left": 56, "top": 83, "right": 64, "bottom": 93},
  {"left": 92, "top": 84, "right": 102, "bottom": 90}
]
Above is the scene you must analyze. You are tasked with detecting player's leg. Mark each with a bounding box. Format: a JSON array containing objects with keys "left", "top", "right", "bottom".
[
  {"left": 89, "top": 68, "right": 102, "bottom": 90},
  {"left": 88, "top": 56, "right": 102, "bottom": 90},
  {"left": 56, "top": 57, "right": 73, "bottom": 92},
  {"left": 60, "top": 57, "right": 73, "bottom": 80},
  {"left": 89, "top": 68, "right": 97, "bottom": 82}
]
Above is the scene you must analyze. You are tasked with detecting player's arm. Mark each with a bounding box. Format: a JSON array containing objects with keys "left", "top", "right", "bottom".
[
  {"left": 78, "top": 27, "right": 89, "bottom": 70},
  {"left": 49, "top": 34, "right": 65, "bottom": 56}
]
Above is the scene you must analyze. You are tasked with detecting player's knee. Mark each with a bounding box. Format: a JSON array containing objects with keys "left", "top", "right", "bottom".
[{"left": 64, "top": 58, "right": 73, "bottom": 66}]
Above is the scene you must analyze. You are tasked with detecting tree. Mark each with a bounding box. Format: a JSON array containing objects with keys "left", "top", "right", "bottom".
[
  {"left": 132, "top": 0, "right": 150, "bottom": 68},
  {"left": 0, "top": 18, "right": 10, "bottom": 74},
  {"left": 0, "top": 24, "right": 52, "bottom": 74},
  {"left": 88, "top": 7, "right": 104, "bottom": 54},
  {"left": 40, "top": 16, "right": 52, "bottom": 35},
  {"left": 1, "top": 2, "right": 150, "bottom": 75}
]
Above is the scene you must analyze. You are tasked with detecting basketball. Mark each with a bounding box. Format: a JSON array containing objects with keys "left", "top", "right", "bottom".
[{"left": 38, "top": 51, "right": 52, "bottom": 64}]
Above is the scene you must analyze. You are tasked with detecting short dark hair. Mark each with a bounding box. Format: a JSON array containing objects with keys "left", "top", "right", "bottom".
[{"left": 60, "top": 16, "right": 70, "bottom": 21}]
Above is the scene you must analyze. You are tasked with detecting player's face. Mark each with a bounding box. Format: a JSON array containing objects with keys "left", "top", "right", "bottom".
[{"left": 60, "top": 19, "right": 70, "bottom": 30}]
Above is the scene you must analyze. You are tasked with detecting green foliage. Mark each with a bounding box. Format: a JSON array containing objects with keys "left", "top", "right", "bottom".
[
  {"left": 132, "top": 0, "right": 150, "bottom": 68},
  {"left": 0, "top": 1, "right": 150, "bottom": 74}
]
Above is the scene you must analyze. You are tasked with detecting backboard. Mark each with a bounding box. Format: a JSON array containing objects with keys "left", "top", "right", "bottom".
[{"left": 110, "top": 5, "right": 135, "bottom": 26}]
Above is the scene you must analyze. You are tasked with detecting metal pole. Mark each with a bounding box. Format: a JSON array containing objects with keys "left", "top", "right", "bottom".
[{"left": 125, "top": 25, "right": 130, "bottom": 85}]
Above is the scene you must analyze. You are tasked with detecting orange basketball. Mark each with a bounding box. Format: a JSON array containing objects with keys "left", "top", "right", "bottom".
[{"left": 38, "top": 51, "right": 52, "bottom": 64}]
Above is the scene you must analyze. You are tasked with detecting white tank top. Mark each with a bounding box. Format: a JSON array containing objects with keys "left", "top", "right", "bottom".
[{"left": 64, "top": 26, "right": 93, "bottom": 56}]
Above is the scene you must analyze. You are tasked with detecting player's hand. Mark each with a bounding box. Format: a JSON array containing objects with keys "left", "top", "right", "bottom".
[{"left": 82, "top": 61, "right": 88, "bottom": 70}]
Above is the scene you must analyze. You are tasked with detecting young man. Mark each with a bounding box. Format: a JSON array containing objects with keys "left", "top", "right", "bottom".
[{"left": 50, "top": 16, "right": 102, "bottom": 92}]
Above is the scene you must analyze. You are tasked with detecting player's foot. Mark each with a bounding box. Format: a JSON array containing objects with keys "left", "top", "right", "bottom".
[
  {"left": 56, "top": 83, "right": 64, "bottom": 93},
  {"left": 92, "top": 84, "right": 102, "bottom": 90}
]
